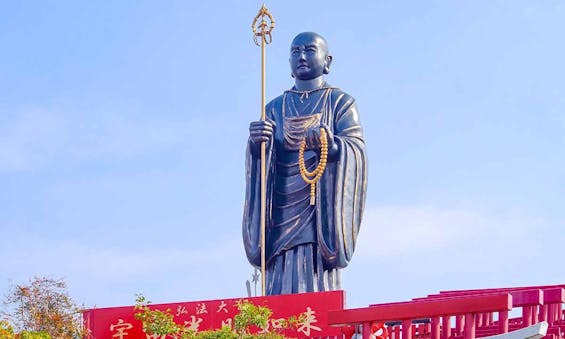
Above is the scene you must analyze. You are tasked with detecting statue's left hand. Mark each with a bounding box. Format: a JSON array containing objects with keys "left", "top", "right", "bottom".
[{"left": 305, "top": 124, "right": 334, "bottom": 151}]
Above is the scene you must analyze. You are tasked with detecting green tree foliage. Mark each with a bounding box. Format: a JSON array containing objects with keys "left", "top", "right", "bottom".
[
  {"left": 134, "top": 295, "right": 297, "bottom": 339},
  {"left": 19, "top": 331, "right": 51, "bottom": 339},
  {"left": 0, "top": 319, "right": 16, "bottom": 339},
  {"left": 133, "top": 294, "right": 182, "bottom": 336},
  {"left": 233, "top": 300, "right": 272, "bottom": 335},
  {"left": 1, "top": 277, "right": 85, "bottom": 339}
]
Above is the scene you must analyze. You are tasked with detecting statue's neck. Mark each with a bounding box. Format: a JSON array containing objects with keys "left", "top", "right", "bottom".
[{"left": 294, "top": 76, "right": 325, "bottom": 91}]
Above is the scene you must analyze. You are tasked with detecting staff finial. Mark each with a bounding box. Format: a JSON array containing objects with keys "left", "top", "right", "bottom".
[{"left": 252, "top": 4, "right": 275, "bottom": 46}]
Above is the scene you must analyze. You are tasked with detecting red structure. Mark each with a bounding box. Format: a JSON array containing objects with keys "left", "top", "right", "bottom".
[
  {"left": 83, "top": 284, "right": 565, "bottom": 339},
  {"left": 328, "top": 283, "right": 565, "bottom": 339},
  {"left": 83, "top": 290, "right": 344, "bottom": 338}
]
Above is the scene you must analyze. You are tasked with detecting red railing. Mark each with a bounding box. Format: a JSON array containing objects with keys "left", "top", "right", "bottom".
[
  {"left": 327, "top": 284, "right": 565, "bottom": 339},
  {"left": 422, "top": 285, "right": 565, "bottom": 339},
  {"left": 411, "top": 288, "right": 543, "bottom": 335},
  {"left": 328, "top": 293, "right": 512, "bottom": 339}
]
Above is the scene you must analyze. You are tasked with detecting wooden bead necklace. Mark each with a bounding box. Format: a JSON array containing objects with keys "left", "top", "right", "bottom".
[{"left": 298, "top": 128, "right": 328, "bottom": 205}]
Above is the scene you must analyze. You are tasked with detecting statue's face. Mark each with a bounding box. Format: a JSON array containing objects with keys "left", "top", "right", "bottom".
[{"left": 289, "top": 33, "right": 330, "bottom": 81}]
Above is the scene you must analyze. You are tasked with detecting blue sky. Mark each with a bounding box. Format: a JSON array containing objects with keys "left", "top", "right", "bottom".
[{"left": 1, "top": 1, "right": 564, "bottom": 310}]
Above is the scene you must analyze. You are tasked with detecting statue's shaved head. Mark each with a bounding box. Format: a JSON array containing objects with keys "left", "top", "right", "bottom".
[
  {"left": 291, "top": 32, "right": 330, "bottom": 55},
  {"left": 289, "top": 32, "right": 333, "bottom": 80}
]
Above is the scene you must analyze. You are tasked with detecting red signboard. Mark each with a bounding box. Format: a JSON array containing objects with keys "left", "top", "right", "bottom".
[{"left": 83, "top": 290, "right": 345, "bottom": 338}]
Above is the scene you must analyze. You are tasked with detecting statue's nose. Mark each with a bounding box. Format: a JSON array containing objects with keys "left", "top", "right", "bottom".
[{"left": 298, "top": 50, "right": 307, "bottom": 61}]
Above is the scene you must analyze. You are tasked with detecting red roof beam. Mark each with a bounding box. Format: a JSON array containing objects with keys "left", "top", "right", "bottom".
[
  {"left": 328, "top": 293, "right": 511, "bottom": 324},
  {"left": 437, "top": 284, "right": 565, "bottom": 295},
  {"left": 413, "top": 289, "right": 542, "bottom": 308}
]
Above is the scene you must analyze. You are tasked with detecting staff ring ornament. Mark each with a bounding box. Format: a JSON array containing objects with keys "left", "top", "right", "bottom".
[{"left": 252, "top": 5, "right": 275, "bottom": 46}]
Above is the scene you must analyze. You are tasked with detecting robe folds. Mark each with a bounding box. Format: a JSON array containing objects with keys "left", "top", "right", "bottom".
[{"left": 243, "top": 86, "right": 367, "bottom": 295}]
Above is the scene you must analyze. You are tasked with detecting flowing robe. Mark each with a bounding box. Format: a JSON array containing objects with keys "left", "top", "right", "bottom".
[{"left": 243, "top": 86, "right": 367, "bottom": 295}]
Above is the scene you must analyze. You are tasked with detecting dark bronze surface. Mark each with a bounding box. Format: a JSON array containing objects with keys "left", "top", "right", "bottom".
[{"left": 243, "top": 32, "right": 368, "bottom": 295}]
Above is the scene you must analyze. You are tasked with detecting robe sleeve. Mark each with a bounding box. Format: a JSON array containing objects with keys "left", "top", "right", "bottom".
[
  {"left": 317, "top": 93, "right": 368, "bottom": 269},
  {"left": 242, "top": 102, "right": 276, "bottom": 268}
]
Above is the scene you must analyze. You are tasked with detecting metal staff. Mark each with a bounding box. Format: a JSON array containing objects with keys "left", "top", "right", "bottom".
[{"left": 251, "top": 4, "right": 274, "bottom": 296}]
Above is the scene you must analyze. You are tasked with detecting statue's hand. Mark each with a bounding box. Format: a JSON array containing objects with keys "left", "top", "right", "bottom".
[
  {"left": 249, "top": 119, "right": 274, "bottom": 147},
  {"left": 305, "top": 124, "right": 334, "bottom": 151}
]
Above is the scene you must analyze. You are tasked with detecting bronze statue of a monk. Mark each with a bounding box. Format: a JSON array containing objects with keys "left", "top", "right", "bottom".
[{"left": 243, "top": 32, "right": 367, "bottom": 295}]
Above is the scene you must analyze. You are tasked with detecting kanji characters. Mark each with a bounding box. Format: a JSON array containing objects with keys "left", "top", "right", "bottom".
[
  {"left": 297, "top": 307, "right": 322, "bottom": 336},
  {"left": 196, "top": 303, "right": 208, "bottom": 315},
  {"left": 176, "top": 305, "right": 188, "bottom": 317},
  {"left": 185, "top": 315, "right": 203, "bottom": 332},
  {"left": 217, "top": 300, "right": 228, "bottom": 313},
  {"left": 110, "top": 319, "right": 133, "bottom": 339}
]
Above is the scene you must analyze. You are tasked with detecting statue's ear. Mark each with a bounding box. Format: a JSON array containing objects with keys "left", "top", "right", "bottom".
[{"left": 323, "top": 54, "right": 333, "bottom": 74}]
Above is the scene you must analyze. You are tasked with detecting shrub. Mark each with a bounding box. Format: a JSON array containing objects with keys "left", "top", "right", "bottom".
[
  {"left": 2, "top": 277, "right": 86, "bottom": 339},
  {"left": 0, "top": 319, "right": 16, "bottom": 339},
  {"left": 134, "top": 295, "right": 293, "bottom": 339},
  {"left": 19, "top": 331, "right": 52, "bottom": 339}
]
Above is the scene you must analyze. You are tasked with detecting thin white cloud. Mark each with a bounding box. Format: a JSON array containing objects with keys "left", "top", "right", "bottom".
[
  {"left": 0, "top": 106, "right": 238, "bottom": 172},
  {"left": 0, "top": 234, "right": 251, "bottom": 307},
  {"left": 355, "top": 204, "right": 542, "bottom": 259},
  {"left": 0, "top": 110, "right": 69, "bottom": 171},
  {"left": 344, "top": 203, "right": 550, "bottom": 307},
  {"left": 0, "top": 236, "right": 241, "bottom": 282},
  {"left": 65, "top": 113, "right": 188, "bottom": 161}
]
